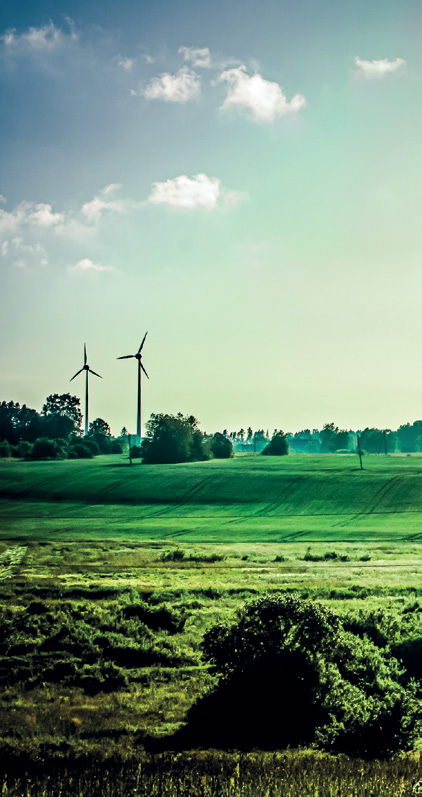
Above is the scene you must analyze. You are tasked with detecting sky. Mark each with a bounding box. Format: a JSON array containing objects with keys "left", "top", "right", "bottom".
[{"left": 0, "top": 0, "right": 421, "bottom": 437}]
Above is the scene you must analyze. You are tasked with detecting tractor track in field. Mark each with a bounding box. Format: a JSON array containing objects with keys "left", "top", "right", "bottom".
[
  {"left": 333, "top": 476, "right": 405, "bottom": 528},
  {"left": 148, "top": 476, "right": 220, "bottom": 518},
  {"left": 255, "top": 475, "right": 307, "bottom": 515},
  {"left": 224, "top": 476, "right": 307, "bottom": 527}
]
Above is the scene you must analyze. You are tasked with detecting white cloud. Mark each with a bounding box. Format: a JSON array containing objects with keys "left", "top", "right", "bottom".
[
  {"left": 118, "top": 57, "right": 134, "bottom": 71},
  {"left": 148, "top": 173, "right": 246, "bottom": 211},
  {"left": 29, "top": 203, "right": 64, "bottom": 226},
  {"left": 81, "top": 184, "right": 124, "bottom": 221},
  {"left": 218, "top": 65, "right": 306, "bottom": 123},
  {"left": 101, "top": 183, "right": 122, "bottom": 196},
  {"left": 178, "top": 46, "right": 211, "bottom": 68},
  {"left": 354, "top": 56, "right": 406, "bottom": 79},
  {"left": 0, "top": 203, "right": 27, "bottom": 233},
  {"left": 0, "top": 201, "right": 63, "bottom": 232},
  {"left": 144, "top": 67, "right": 200, "bottom": 102},
  {"left": 1, "top": 20, "right": 77, "bottom": 53},
  {"left": 4, "top": 237, "right": 48, "bottom": 268},
  {"left": 71, "top": 258, "right": 113, "bottom": 273}
]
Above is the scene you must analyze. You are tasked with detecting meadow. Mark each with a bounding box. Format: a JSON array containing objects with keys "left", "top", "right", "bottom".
[{"left": 0, "top": 452, "right": 420, "bottom": 794}]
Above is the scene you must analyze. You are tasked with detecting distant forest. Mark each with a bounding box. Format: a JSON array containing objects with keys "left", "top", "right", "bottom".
[
  {"left": 1, "top": 395, "right": 422, "bottom": 458},
  {"left": 214, "top": 421, "right": 422, "bottom": 455}
]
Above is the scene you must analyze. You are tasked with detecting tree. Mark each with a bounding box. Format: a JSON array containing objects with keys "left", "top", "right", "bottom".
[
  {"left": 141, "top": 413, "right": 210, "bottom": 464},
  {"left": 262, "top": 431, "right": 289, "bottom": 456},
  {"left": 396, "top": 421, "right": 422, "bottom": 453},
  {"left": 192, "top": 595, "right": 418, "bottom": 757},
  {"left": 0, "top": 401, "right": 23, "bottom": 444},
  {"left": 87, "top": 418, "right": 112, "bottom": 453},
  {"left": 41, "top": 394, "right": 82, "bottom": 439},
  {"left": 319, "top": 422, "right": 338, "bottom": 453},
  {"left": 210, "top": 432, "right": 233, "bottom": 459},
  {"left": 359, "top": 428, "right": 396, "bottom": 454}
]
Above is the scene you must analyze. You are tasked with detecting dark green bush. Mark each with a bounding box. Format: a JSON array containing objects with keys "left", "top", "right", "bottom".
[
  {"left": 196, "top": 594, "right": 418, "bottom": 757},
  {"left": 210, "top": 433, "right": 233, "bottom": 459},
  {"left": 262, "top": 432, "right": 289, "bottom": 456},
  {"left": 130, "top": 445, "right": 142, "bottom": 458},
  {"left": 26, "top": 437, "right": 67, "bottom": 460},
  {"left": 0, "top": 440, "right": 11, "bottom": 457},
  {"left": 68, "top": 443, "right": 94, "bottom": 459}
]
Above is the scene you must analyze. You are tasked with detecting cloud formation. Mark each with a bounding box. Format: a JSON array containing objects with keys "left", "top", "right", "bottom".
[
  {"left": 81, "top": 184, "right": 124, "bottom": 221},
  {"left": 148, "top": 173, "right": 245, "bottom": 211},
  {"left": 144, "top": 67, "right": 200, "bottom": 102},
  {"left": 118, "top": 57, "right": 134, "bottom": 71},
  {"left": 29, "top": 203, "right": 64, "bottom": 227},
  {"left": 218, "top": 65, "right": 305, "bottom": 122},
  {"left": 1, "top": 19, "right": 77, "bottom": 53},
  {"left": 0, "top": 186, "right": 127, "bottom": 271},
  {"left": 0, "top": 201, "right": 64, "bottom": 232},
  {"left": 178, "top": 46, "right": 211, "bottom": 68},
  {"left": 354, "top": 56, "right": 406, "bottom": 79},
  {"left": 1, "top": 237, "right": 48, "bottom": 268},
  {"left": 70, "top": 258, "right": 113, "bottom": 273}
]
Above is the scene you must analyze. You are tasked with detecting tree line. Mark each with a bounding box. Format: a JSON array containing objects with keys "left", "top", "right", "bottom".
[
  {"left": 0, "top": 395, "right": 122, "bottom": 460},
  {"left": 1, "top": 394, "right": 422, "bottom": 462}
]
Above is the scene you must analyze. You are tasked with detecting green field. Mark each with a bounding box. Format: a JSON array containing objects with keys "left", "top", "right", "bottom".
[
  {"left": 0, "top": 453, "right": 420, "bottom": 794},
  {"left": 1, "top": 452, "right": 422, "bottom": 542}
]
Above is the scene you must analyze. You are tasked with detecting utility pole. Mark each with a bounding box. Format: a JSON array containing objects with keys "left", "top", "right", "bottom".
[
  {"left": 383, "top": 430, "right": 388, "bottom": 455},
  {"left": 357, "top": 434, "right": 364, "bottom": 470},
  {"left": 128, "top": 433, "right": 132, "bottom": 467}
]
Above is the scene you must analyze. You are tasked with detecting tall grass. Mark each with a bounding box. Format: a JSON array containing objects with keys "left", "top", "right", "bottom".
[{"left": 1, "top": 751, "right": 420, "bottom": 796}]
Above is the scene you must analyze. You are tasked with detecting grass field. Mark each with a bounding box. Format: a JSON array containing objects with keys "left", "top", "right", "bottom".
[
  {"left": 0, "top": 453, "right": 420, "bottom": 794},
  {"left": 1, "top": 452, "right": 422, "bottom": 542}
]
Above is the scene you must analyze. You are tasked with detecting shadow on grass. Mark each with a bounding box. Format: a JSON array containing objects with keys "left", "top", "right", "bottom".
[{"left": 146, "top": 653, "right": 324, "bottom": 753}]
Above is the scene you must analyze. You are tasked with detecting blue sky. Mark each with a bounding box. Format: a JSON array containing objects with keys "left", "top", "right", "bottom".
[{"left": 0, "top": 0, "right": 421, "bottom": 436}]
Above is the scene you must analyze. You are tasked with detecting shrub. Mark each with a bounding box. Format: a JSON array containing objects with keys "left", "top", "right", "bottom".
[
  {"left": 390, "top": 637, "right": 422, "bottom": 684},
  {"left": 0, "top": 440, "right": 11, "bottom": 458},
  {"left": 210, "top": 433, "right": 233, "bottom": 459},
  {"left": 13, "top": 440, "right": 32, "bottom": 458},
  {"left": 196, "top": 594, "right": 418, "bottom": 757},
  {"left": 108, "top": 439, "right": 123, "bottom": 453},
  {"left": 130, "top": 445, "right": 142, "bottom": 458},
  {"left": 262, "top": 432, "right": 289, "bottom": 456},
  {"left": 80, "top": 437, "right": 101, "bottom": 455},
  {"left": 68, "top": 443, "right": 94, "bottom": 459},
  {"left": 26, "top": 437, "right": 67, "bottom": 460}
]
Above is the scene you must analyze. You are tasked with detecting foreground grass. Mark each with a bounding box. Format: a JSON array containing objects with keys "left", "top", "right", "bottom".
[
  {"left": 0, "top": 537, "right": 420, "bottom": 757},
  {"left": 1, "top": 750, "right": 421, "bottom": 796}
]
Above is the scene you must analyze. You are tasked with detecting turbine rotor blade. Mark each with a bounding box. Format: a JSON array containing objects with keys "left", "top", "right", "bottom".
[
  {"left": 141, "top": 363, "right": 149, "bottom": 379},
  {"left": 117, "top": 355, "right": 135, "bottom": 359},
  {"left": 70, "top": 368, "right": 84, "bottom": 381},
  {"left": 89, "top": 368, "right": 102, "bottom": 378},
  {"left": 84, "top": 343, "right": 87, "bottom": 366},
  {"left": 138, "top": 331, "right": 148, "bottom": 354}
]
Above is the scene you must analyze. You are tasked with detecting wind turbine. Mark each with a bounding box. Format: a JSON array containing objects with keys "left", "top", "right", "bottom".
[
  {"left": 117, "top": 332, "right": 149, "bottom": 440},
  {"left": 70, "top": 344, "right": 102, "bottom": 436}
]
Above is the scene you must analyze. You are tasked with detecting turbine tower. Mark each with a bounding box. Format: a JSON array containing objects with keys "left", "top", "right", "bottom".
[
  {"left": 117, "top": 332, "right": 149, "bottom": 440},
  {"left": 70, "top": 344, "right": 102, "bottom": 436}
]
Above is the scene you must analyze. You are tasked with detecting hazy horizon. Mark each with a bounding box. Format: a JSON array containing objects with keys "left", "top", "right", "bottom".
[{"left": 1, "top": 0, "right": 421, "bottom": 436}]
